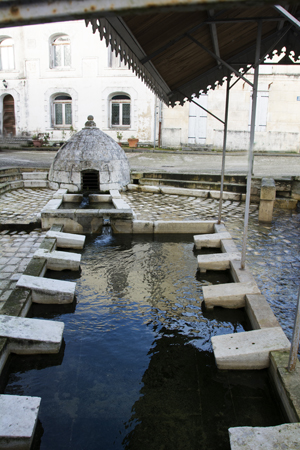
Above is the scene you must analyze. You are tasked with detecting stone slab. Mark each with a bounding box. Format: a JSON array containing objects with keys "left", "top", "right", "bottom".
[
  {"left": 203, "top": 281, "right": 261, "bottom": 309},
  {"left": 194, "top": 232, "right": 232, "bottom": 249},
  {"left": 197, "top": 252, "right": 241, "bottom": 272},
  {"left": 229, "top": 423, "right": 300, "bottom": 450},
  {"left": 89, "top": 194, "right": 112, "bottom": 202},
  {"left": 132, "top": 220, "right": 154, "bottom": 234},
  {"left": 23, "top": 180, "right": 48, "bottom": 188},
  {"left": 16, "top": 275, "right": 76, "bottom": 304},
  {"left": 52, "top": 188, "right": 68, "bottom": 199},
  {"left": 210, "top": 190, "right": 241, "bottom": 201},
  {"left": 33, "top": 248, "right": 81, "bottom": 271},
  {"left": 22, "top": 172, "right": 48, "bottom": 180},
  {"left": 230, "top": 260, "right": 257, "bottom": 284},
  {"left": 0, "top": 315, "right": 64, "bottom": 354},
  {"left": 154, "top": 220, "right": 215, "bottom": 234},
  {"left": 140, "top": 185, "right": 161, "bottom": 193},
  {"left": 245, "top": 294, "right": 280, "bottom": 330},
  {"left": 112, "top": 198, "right": 131, "bottom": 209},
  {"left": 41, "top": 199, "right": 62, "bottom": 211},
  {"left": 211, "top": 327, "right": 290, "bottom": 370},
  {"left": 0, "top": 394, "right": 41, "bottom": 449},
  {"left": 220, "top": 238, "right": 239, "bottom": 253},
  {"left": 110, "top": 189, "right": 121, "bottom": 198},
  {"left": 160, "top": 186, "right": 209, "bottom": 198},
  {"left": 63, "top": 194, "right": 83, "bottom": 202},
  {"left": 260, "top": 177, "right": 276, "bottom": 200},
  {"left": 46, "top": 230, "right": 86, "bottom": 249}
]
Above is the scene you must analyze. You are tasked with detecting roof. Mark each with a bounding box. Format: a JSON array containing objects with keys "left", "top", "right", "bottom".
[{"left": 86, "top": 5, "right": 300, "bottom": 105}]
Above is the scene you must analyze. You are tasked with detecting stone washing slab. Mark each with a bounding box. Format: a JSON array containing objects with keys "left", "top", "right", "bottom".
[
  {"left": 197, "top": 252, "right": 241, "bottom": 272},
  {"left": 229, "top": 423, "right": 300, "bottom": 450},
  {"left": 154, "top": 220, "right": 215, "bottom": 234},
  {"left": 41, "top": 198, "right": 62, "bottom": 211},
  {"left": 16, "top": 275, "right": 76, "bottom": 304},
  {"left": 245, "top": 294, "right": 280, "bottom": 330},
  {"left": 202, "top": 282, "right": 261, "bottom": 309},
  {"left": 22, "top": 172, "right": 48, "bottom": 180},
  {"left": 194, "top": 232, "right": 232, "bottom": 249},
  {"left": 0, "top": 315, "right": 64, "bottom": 354},
  {"left": 0, "top": 395, "right": 41, "bottom": 450},
  {"left": 33, "top": 248, "right": 81, "bottom": 271},
  {"left": 52, "top": 188, "right": 68, "bottom": 199},
  {"left": 46, "top": 230, "right": 86, "bottom": 249},
  {"left": 89, "top": 194, "right": 112, "bottom": 202},
  {"left": 23, "top": 180, "right": 48, "bottom": 188},
  {"left": 112, "top": 198, "right": 131, "bottom": 209},
  {"left": 211, "top": 327, "right": 290, "bottom": 370},
  {"left": 110, "top": 189, "right": 121, "bottom": 198}
]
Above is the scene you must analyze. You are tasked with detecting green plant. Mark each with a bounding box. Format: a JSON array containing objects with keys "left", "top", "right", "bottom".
[
  {"left": 69, "top": 125, "right": 77, "bottom": 138},
  {"left": 61, "top": 129, "right": 67, "bottom": 141},
  {"left": 43, "top": 133, "right": 50, "bottom": 144},
  {"left": 116, "top": 131, "right": 123, "bottom": 142},
  {"left": 32, "top": 134, "right": 38, "bottom": 140}
]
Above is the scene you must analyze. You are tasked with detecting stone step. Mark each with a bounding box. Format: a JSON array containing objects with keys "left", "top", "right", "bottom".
[
  {"left": 46, "top": 230, "right": 86, "bottom": 249},
  {"left": 22, "top": 172, "right": 48, "bottom": 180},
  {"left": 202, "top": 281, "right": 261, "bottom": 309},
  {"left": 139, "top": 177, "right": 246, "bottom": 193},
  {"left": 33, "top": 248, "right": 81, "bottom": 271},
  {"left": 229, "top": 423, "right": 300, "bottom": 450},
  {"left": 211, "top": 327, "right": 290, "bottom": 370},
  {"left": 0, "top": 394, "right": 41, "bottom": 450},
  {"left": 197, "top": 252, "right": 241, "bottom": 272},
  {"left": 0, "top": 315, "right": 64, "bottom": 354},
  {"left": 16, "top": 275, "right": 76, "bottom": 304},
  {"left": 194, "top": 232, "right": 232, "bottom": 249},
  {"left": 23, "top": 180, "right": 48, "bottom": 188}
]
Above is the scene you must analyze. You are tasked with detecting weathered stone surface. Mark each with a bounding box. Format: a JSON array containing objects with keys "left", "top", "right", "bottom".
[
  {"left": 0, "top": 315, "right": 64, "bottom": 353},
  {"left": 22, "top": 172, "right": 48, "bottom": 180},
  {"left": 0, "top": 394, "right": 41, "bottom": 449},
  {"left": 132, "top": 220, "right": 154, "bottom": 233},
  {"left": 258, "top": 199, "right": 274, "bottom": 222},
  {"left": 260, "top": 178, "right": 276, "bottom": 200},
  {"left": 110, "top": 219, "right": 133, "bottom": 234},
  {"left": 52, "top": 188, "right": 68, "bottom": 199},
  {"left": 154, "top": 220, "right": 215, "bottom": 234},
  {"left": 48, "top": 121, "right": 130, "bottom": 192},
  {"left": 229, "top": 423, "right": 300, "bottom": 450},
  {"left": 197, "top": 252, "right": 241, "bottom": 272},
  {"left": 33, "top": 248, "right": 81, "bottom": 271},
  {"left": 63, "top": 194, "right": 83, "bottom": 202},
  {"left": 274, "top": 198, "right": 298, "bottom": 209},
  {"left": 42, "top": 198, "right": 62, "bottom": 211},
  {"left": 89, "top": 194, "right": 111, "bottom": 202},
  {"left": 46, "top": 230, "right": 86, "bottom": 249},
  {"left": 112, "top": 198, "right": 131, "bottom": 209},
  {"left": 194, "top": 232, "right": 231, "bottom": 249},
  {"left": 23, "top": 180, "right": 48, "bottom": 188},
  {"left": 110, "top": 189, "right": 121, "bottom": 198},
  {"left": 212, "top": 327, "right": 290, "bottom": 370},
  {"left": 245, "top": 294, "right": 280, "bottom": 330},
  {"left": 140, "top": 185, "right": 160, "bottom": 193},
  {"left": 16, "top": 275, "right": 76, "bottom": 304},
  {"left": 203, "top": 281, "right": 261, "bottom": 309}
]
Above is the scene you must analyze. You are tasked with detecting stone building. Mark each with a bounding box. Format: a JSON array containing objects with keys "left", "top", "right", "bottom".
[{"left": 0, "top": 19, "right": 299, "bottom": 152}]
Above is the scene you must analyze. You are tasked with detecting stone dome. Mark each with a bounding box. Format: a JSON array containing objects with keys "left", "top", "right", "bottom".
[{"left": 48, "top": 116, "right": 131, "bottom": 192}]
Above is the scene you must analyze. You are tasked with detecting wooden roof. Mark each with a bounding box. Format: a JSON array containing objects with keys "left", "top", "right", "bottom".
[{"left": 87, "top": 5, "right": 300, "bottom": 105}]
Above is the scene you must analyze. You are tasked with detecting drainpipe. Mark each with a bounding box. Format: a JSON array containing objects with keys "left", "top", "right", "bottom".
[
  {"left": 158, "top": 101, "right": 162, "bottom": 148},
  {"left": 241, "top": 20, "right": 261, "bottom": 270}
]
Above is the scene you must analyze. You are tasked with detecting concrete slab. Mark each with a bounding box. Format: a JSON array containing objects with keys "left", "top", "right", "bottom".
[
  {"left": 16, "top": 275, "right": 76, "bottom": 304},
  {"left": 63, "top": 194, "right": 83, "bottom": 202},
  {"left": 89, "top": 194, "right": 112, "bottom": 202},
  {"left": 245, "top": 294, "right": 280, "bottom": 330},
  {"left": 23, "top": 180, "right": 48, "bottom": 188},
  {"left": 33, "top": 248, "right": 81, "bottom": 271},
  {"left": 197, "top": 252, "right": 241, "bottom": 272},
  {"left": 110, "top": 189, "right": 121, "bottom": 198},
  {"left": 203, "top": 282, "right": 261, "bottom": 309},
  {"left": 211, "top": 327, "right": 290, "bottom": 370},
  {"left": 194, "top": 232, "right": 232, "bottom": 249},
  {"left": 112, "top": 198, "right": 131, "bottom": 209},
  {"left": 229, "top": 423, "right": 300, "bottom": 450},
  {"left": 52, "top": 188, "right": 68, "bottom": 199},
  {"left": 0, "top": 315, "right": 64, "bottom": 354},
  {"left": 154, "top": 220, "right": 215, "bottom": 234},
  {"left": 0, "top": 394, "right": 41, "bottom": 450},
  {"left": 132, "top": 220, "right": 154, "bottom": 233},
  {"left": 22, "top": 172, "right": 47, "bottom": 180},
  {"left": 41, "top": 199, "right": 62, "bottom": 211},
  {"left": 46, "top": 230, "right": 86, "bottom": 249}
]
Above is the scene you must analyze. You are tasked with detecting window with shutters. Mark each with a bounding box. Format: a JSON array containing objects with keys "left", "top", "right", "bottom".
[
  {"left": 110, "top": 94, "right": 131, "bottom": 127},
  {"left": 53, "top": 94, "right": 72, "bottom": 127},
  {"left": 50, "top": 34, "right": 71, "bottom": 69}
]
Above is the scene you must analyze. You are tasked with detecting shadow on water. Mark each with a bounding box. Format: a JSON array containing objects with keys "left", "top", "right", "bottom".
[{"left": 2, "top": 231, "right": 285, "bottom": 449}]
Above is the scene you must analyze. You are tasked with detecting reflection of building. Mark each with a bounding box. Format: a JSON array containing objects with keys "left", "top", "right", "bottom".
[{"left": 0, "top": 19, "right": 300, "bottom": 151}]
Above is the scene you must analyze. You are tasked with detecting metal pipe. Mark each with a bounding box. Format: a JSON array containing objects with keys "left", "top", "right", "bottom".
[
  {"left": 158, "top": 101, "right": 162, "bottom": 148},
  {"left": 153, "top": 96, "right": 157, "bottom": 148},
  {"left": 288, "top": 285, "right": 300, "bottom": 372},
  {"left": 218, "top": 74, "right": 230, "bottom": 224},
  {"left": 241, "top": 21, "right": 262, "bottom": 270}
]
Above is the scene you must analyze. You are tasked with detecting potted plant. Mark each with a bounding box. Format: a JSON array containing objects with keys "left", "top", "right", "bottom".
[
  {"left": 116, "top": 131, "right": 123, "bottom": 147},
  {"left": 128, "top": 135, "right": 139, "bottom": 148},
  {"left": 32, "top": 133, "right": 44, "bottom": 147}
]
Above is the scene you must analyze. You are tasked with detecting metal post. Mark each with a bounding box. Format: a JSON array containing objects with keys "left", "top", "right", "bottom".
[
  {"left": 288, "top": 285, "right": 300, "bottom": 372},
  {"left": 153, "top": 96, "right": 157, "bottom": 148},
  {"left": 241, "top": 21, "right": 262, "bottom": 269},
  {"left": 158, "top": 101, "right": 162, "bottom": 148},
  {"left": 218, "top": 74, "right": 230, "bottom": 223}
]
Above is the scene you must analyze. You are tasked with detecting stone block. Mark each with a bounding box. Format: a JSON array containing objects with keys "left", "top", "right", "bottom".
[
  {"left": 230, "top": 260, "right": 257, "bottom": 284},
  {"left": 48, "top": 181, "right": 59, "bottom": 190},
  {"left": 132, "top": 220, "right": 154, "bottom": 233},
  {"left": 52, "top": 188, "right": 68, "bottom": 199},
  {"left": 229, "top": 423, "right": 300, "bottom": 450},
  {"left": 63, "top": 194, "right": 83, "bottom": 202},
  {"left": 112, "top": 198, "right": 131, "bottom": 209},
  {"left": 214, "top": 223, "right": 227, "bottom": 233},
  {"left": 141, "top": 185, "right": 161, "bottom": 193},
  {"left": 127, "top": 184, "right": 140, "bottom": 191},
  {"left": 210, "top": 191, "right": 241, "bottom": 201},
  {"left": 220, "top": 238, "right": 239, "bottom": 253},
  {"left": 111, "top": 219, "right": 133, "bottom": 233},
  {"left": 42, "top": 199, "right": 62, "bottom": 211},
  {"left": 154, "top": 220, "right": 215, "bottom": 234},
  {"left": 194, "top": 232, "right": 231, "bottom": 249},
  {"left": 46, "top": 230, "right": 86, "bottom": 249},
  {"left": 23, "top": 180, "right": 48, "bottom": 188},
  {"left": 16, "top": 275, "right": 76, "bottom": 304},
  {"left": 203, "top": 281, "right": 261, "bottom": 309},
  {"left": 197, "top": 252, "right": 241, "bottom": 272},
  {"left": 22, "top": 172, "right": 48, "bottom": 180},
  {"left": 33, "top": 249, "right": 81, "bottom": 271},
  {"left": 110, "top": 189, "right": 121, "bottom": 198},
  {"left": 211, "top": 327, "right": 290, "bottom": 370},
  {"left": 274, "top": 198, "right": 298, "bottom": 209},
  {"left": 258, "top": 199, "right": 274, "bottom": 222},
  {"left": 89, "top": 194, "right": 112, "bottom": 202},
  {"left": 0, "top": 395, "right": 41, "bottom": 450},
  {"left": 0, "top": 315, "right": 64, "bottom": 354},
  {"left": 260, "top": 178, "right": 276, "bottom": 200},
  {"left": 245, "top": 294, "right": 280, "bottom": 330}
]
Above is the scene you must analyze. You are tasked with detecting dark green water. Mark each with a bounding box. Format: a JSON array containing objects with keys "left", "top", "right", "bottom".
[{"left": 2, "top": 232, "right": 284, "bottom": 449}]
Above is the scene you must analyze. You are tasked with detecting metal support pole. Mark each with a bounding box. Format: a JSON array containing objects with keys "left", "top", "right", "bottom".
[
  {"left": 241, "top": 21, "right": 262, "bottom": 269},
  {"left": 218, "top": 75, "right": 230, "bottom": 223},
  {"left": 158, "top": 101, "right": 162, "bottom": 148},
  {"left": 153, "top": 96, "right": 157, "bottom": 148},
  {"left": 288, "top": 285, "right": 300, "bottom": 372}
]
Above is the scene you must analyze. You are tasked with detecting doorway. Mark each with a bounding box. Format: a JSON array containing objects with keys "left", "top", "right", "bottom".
[{"left": 3, "top": 94, "right": 16, "bottom": 136}]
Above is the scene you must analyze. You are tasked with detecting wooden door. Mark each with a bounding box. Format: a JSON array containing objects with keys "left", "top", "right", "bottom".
[{"left": 3, "top": 94, "right": 16, "bottom": 136}]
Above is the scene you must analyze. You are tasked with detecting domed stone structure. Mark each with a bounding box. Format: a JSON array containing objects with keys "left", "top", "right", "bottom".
[{"left": 48, "top": 116, "right": 131, "bottom": 192}]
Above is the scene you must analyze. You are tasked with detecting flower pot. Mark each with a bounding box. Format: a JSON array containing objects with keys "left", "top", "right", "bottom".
[
  {"left": 128, "top": 138, "right": 139, "bottom": 148},
  {"left": 32, "top": 139, "right": 43, "bottom": 147}
]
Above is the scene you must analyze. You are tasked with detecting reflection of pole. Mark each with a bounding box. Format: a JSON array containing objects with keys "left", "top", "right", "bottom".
[
  {"left": 241, "top": 21, "right": 261, "bottom": 269},
  {"left": 153, "top": 96, "right": 157, "bottom": 149},
  {"left": 218, "top": 74, "right": 230, "bottom": 224},
  {"left": 288, "top": 285, "right": 300, "bottom": 372},
  {"left": 158, "top": 101, "right": 162, "bottom": 148}
]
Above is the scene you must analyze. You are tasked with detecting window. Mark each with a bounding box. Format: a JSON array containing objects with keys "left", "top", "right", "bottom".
[
  {"left": 51, "top": 35, "right": 71, "bottom": 68},
  {"left": 111, "top": 95, "right": 130, "bottom": 127},
  {"left": 53, "top": 95, "right": 72, "bottom": 127},
  {"left": 0, "top": 38, "right": 14, "bottom": 71},
  {"left": 248, "top": 90, "right": 269, "bottom": 132}
]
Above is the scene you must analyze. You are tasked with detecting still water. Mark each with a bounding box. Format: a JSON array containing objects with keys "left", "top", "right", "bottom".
[{"left": 2, "top": 232, "right": 284, "bottom": 449}]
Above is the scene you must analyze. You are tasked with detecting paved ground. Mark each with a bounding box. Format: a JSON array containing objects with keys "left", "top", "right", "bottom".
[{"left": 1, "top": 148, "right": 300, "bottom": 176}]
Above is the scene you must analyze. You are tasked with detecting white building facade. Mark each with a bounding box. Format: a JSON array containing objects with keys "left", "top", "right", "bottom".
[{"left": 0, "top": 19, "right": 299, "bottom": 152}]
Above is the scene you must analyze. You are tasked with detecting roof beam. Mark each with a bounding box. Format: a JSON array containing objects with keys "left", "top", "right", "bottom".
[
  {"left": 274, "top": 5, "right": 300, "bottom": 31},
  {"left": 208, "top": 10, "right": 222, "bottom": 69}
]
